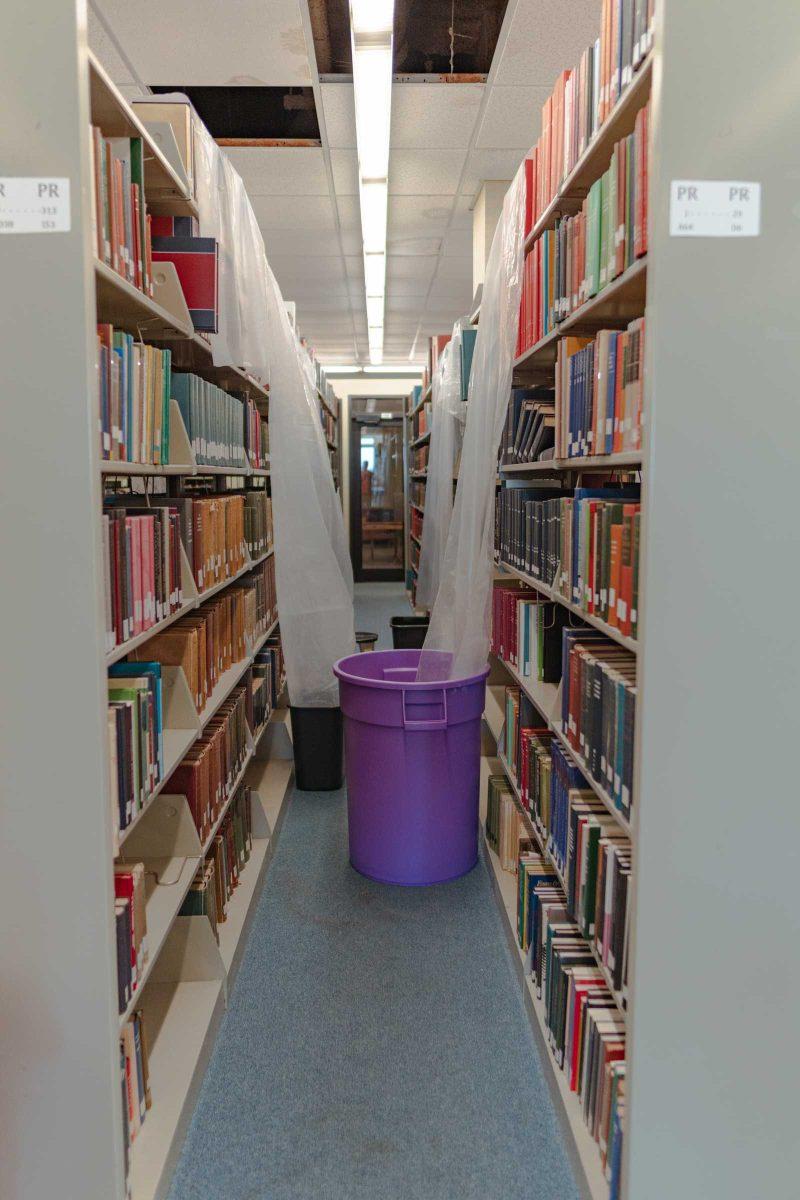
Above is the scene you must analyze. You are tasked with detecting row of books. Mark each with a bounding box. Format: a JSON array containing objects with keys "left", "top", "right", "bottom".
[
  {"left": 170, "top": 684, "right": 250, "bottom": 844},
  {"left": 319, "top": 405, "right": 337, "bottom": 447},
  {"left": 120, "top": 1010, "right": 151, "bottom": 1166},
  {"left": 243, "top": 491, "right": 273, "bottom": 559},
  {"left": 179, "top": 785, "right": 253, "bottom": 939},
  {"left": 410, "top": 482, "right": 426, "bottom": 509},
  {"left": 173, "top": 372, "right": 249, "bottom": 468},
  {"left": 102, "top": 504, "right": 184, "bottom": 651},
  {"left": 491, "top": 582, "right": 566, "bottom": 683},
  {"left": 183, "top": 494, "right": 248, "bottom": 595},
  {"left": 484, "top": 767, "right": 627, "bottom": 1187},
  {"left": 114, "top": 862, "right": 148, "bottom": 1013},
  {"left": 555, "top": 322, "right": 645, "bottom": 458},
  {"left": 562, "top": 630, "right": 637, "bottom": 818},
  {"left": 108, "top": 662, "right": 164, "bottom": 832},
  {"left": 98, "top": 326, "right": 172, "bottom": 464},
  {"left": 411, "top": 445, "right": 429, "bottom": 473},
  {"left": 245, "top": 397, "right": 269, "bottom": 469},
  {"left": 485, "top": 774, "right": 533, "bottom": 872},
  {"left": 410, "top": 506, "right": 423, "bottom": 541},
  {"left": 524, "top": 0, "right": 653, "bottom": 229},
  {"left": 90, "top": 128, "right": 153, "bottom": 295},
  {"left": 132, "top": 577, "right": 270, "bottom": 713},
  {"left": 518, "top": 103, "right": 649, "bottom": 355},
  {"left": 252, "top": 637, "right": 285, "bottom": 732},
  {"left": 499, "top": 387, "right": 555, "bottom": 466},
  {"left": 409, "top": 387, "right": 429, "bottom": 443},
  {"left": 495, "top": 486, "right": 641, "bottom": 637},
  {"left": 520, "top": 854, "right": 626, "bottom": 1184}
]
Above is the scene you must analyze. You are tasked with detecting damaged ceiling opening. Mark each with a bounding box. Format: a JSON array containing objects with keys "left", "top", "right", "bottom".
[
  {"left": 149, "top": 85, "right": 321, "bottom": 142},
  {"left": 309, "top": 0, "right": 510, "bottom": 76}
]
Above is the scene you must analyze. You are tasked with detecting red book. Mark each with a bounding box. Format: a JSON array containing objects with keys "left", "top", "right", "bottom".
[
  {"left": 151, "top": 235, "right": 219, "bottom": 332},
  {"left": 524, "top": 152, "right": 534, "bottom": 236}
]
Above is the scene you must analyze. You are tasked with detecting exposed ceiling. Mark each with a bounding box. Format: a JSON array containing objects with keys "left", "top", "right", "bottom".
[{"left": 88, "top": 0, "right": 600, "bottom": 364}]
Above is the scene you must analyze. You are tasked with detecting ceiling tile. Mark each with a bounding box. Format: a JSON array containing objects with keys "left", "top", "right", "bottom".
[
  {"left": 251, "top": 194, "right": 335, "bottom": 233},
  {"left": 390, "top": 83, "right": 484, "bottom": 149},
  {"left": 460, "top": 149, "right": 525, "bottom": 196},
  {"left": 221, "top": 147, "right": 328, "bottom": 196},
  {"left": 389, "top": 149, "right": 467, "bottom": 196},
  {"left": 320, "top": 81, "right": 356, "bottom": 148},
  {"left": 267, "top": 255, "right": 346, "bottom": 285},
  {"left": 388, "top": 196, "right": 454, "bottom": 245},
  {"left": 261, "top": 227, "right": 345, "bottom": 258},
  {"left": 330, "top": 147, "right": 359, "bottom": 196},
  {"left": 476, "top": 85, "right": 551, "bottom": 149},
  {"left": 90, "top": 0, "right": 312, "bottom": 86},
  {"left": 387, "top": 236, "right": 444, "bottom": 258},
  {"left": 493, "top": 0, "right": 603, "bottom": 87}
]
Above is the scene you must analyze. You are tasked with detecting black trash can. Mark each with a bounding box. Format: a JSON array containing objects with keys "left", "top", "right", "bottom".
[
  {"left": 289, "top": 705, "right": 344, "bottom": 791},
  {"left": 390, "top": 615, "right": 430, "bottom": 649}
]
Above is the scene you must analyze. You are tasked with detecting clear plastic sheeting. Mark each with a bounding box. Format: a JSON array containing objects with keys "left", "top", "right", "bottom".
[
  {"left": 158, "top": 97, "right": 355, "bottom": 704},
  {"left": 414, "top": 318, "right": 467, "bottom": 610},
  {"left": 264, "top": 265, "right": 356, "bottom": 706},
  {"left": 416, "top": 167, "right": 526, "bottom": 683}
]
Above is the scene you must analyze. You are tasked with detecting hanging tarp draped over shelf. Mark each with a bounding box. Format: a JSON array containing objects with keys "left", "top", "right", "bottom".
[
  {"left": 190, "top": 112, "right": 356, "bottom": 705},
  {"left": 415, "top": 318, "right": 467, "bottom": 610},
  {"left": 416, "top": 166, "right": 526, "bottom": 683}
]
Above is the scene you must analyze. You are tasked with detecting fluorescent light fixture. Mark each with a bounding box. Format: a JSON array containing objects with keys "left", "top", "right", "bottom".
[
  {"left": 359, "top": 179, "right": 388, "bottom": 254},
  {"left": 366, "top": 295, "right": 385, "bottom": 327},
  {"left": 363, "top": 365, "right": 423, "bottom": 375},
  {"left": 351, "top": 0, "right": 394, "bottom": 34},
  {"left": 364, "top": 252, "right": 385, "bottom": 295},
  {"left": 380, "top": 412, "right": 394, "bottom": 419},
  {"left": 320, "top": 364, "right": 362, "bottom": 373},
  {"left": 352, "top": 45, "right": 392, "bottom": 178},
  {"left": 350, "top": 1, "right": 394, "bottom": 368}
]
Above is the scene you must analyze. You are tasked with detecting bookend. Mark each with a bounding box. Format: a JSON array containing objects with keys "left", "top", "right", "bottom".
[{"left": 151, "top": 260, "right": 193, "bottom": 331}]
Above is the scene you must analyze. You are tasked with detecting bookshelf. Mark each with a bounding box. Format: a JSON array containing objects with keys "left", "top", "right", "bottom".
[
  {"left": 0, "top": 14, "right": 299, "bottom": 1200},
  {"left": 477, "top": 3, "right": 800, "bottom": 1200}
]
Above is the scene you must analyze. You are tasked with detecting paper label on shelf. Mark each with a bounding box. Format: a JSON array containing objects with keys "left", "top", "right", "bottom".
[
  {"left": 669, "top": 181, "right": 760, "bottom": 237},
  {"left": 0, "top": 178, "right": 71, "bottom": 232}
]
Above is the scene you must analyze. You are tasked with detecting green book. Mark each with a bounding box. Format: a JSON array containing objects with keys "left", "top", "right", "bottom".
[
  {"left": 607, "top": 145, "right": 618, "bottom": 285},
  {"left": 586, "top": 179, "right": 602, "bottom": 297},
  {"left": 599, "top": 169, "right": 609, "bottom": 291}
]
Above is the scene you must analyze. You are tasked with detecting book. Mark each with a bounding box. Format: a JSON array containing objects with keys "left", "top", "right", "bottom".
[
  {"left": 169, "top": 685, "right": 250, "bottom": 842},
  {"left": 151, "top": 234, "right": 219, "bottom": 333},
  {"left": 243, "top": 491, "right": 273, "bottom": 559},
  {"left": 114, "top": 863, "right": 147, "bottom": 1010}
]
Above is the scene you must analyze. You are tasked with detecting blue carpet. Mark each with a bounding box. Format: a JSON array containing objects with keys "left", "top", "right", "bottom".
[{"left": 167, "top": 585, "right": 580, "bottom": 1200}]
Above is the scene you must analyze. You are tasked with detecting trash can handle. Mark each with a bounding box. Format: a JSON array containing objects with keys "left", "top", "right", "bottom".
[{"left": 401, "top": 687, "right": 448, "bottom": 730}]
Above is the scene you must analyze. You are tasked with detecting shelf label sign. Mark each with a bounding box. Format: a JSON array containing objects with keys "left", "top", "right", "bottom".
[
  {"left": 670, "top": 180, "right": 760, "bottom": 237},
  {"left": 0, "top": 178, "right": 71, "bottom": 233}
]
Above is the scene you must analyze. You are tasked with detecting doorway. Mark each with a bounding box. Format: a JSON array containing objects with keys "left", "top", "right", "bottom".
[{"left": 349, "top": 416, "right": 405, "bottom": 582}]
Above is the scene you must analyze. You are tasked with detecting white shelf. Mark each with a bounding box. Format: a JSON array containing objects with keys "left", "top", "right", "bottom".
[
  {"left": 499, "top": 451, "right": 642, "bottom": 475},
  {"left": 100, "top": 461, "right": 197, "bottom": 477},
  {"left": 409, "top": 429, "right": 430, "bottom": 450},
  {"left": 94, "top": 259, "right": 193, "bottom": 340},
  {"left": 106, "top": 598, "right": 197, "bottom": 667},
  {"left": 127, "top": 979, "right": 225, "bottom": 1200},
  {"left": 482, "top": 834, "right": 610, "bottom": 1200},
  {"left": 88, "top": 50, "right": 198, "bottom": 217},
  {"left": 497, "top": 559, "right": 638, "bottom": 654},
  {"left": 118, "top": 726, "right": 200, "bottom": 848},
  {"left": 195, "top": 548, "right": 271, "bottom": 605},
  {"left": 117, "top": 855, "right": 200, "bottom": 1027}
]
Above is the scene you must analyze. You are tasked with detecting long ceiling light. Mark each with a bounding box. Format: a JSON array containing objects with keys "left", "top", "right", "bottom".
[{"left": 349, "top": 0, "right": 395, "bottom": 366}]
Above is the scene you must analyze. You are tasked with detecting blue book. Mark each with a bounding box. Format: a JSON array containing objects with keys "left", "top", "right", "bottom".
[{"left": 605, "top": 332, "right": 619, "bottom": 454}]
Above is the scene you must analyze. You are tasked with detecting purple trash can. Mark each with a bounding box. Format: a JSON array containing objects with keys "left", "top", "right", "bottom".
[{"left": 333, "top": 649, "right": 489, "bottom": 886}]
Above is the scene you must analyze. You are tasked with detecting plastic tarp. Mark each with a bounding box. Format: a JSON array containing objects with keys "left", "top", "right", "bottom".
[
  {"left": 162, "top": 104, "right": 356, "bottom": 705},
  {"left": 416, "top": 166, "right": 526, "bottom": 683},
  {"left": 414, "top": 318, "right": 467, "bottom": 610}
]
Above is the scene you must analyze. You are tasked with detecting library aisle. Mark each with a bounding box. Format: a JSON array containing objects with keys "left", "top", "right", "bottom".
[{"left": 167, "top": 584, "right": 580, "bottom": 1200}]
